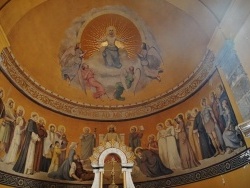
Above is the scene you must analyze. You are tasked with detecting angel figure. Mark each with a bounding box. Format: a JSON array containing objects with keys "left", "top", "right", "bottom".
[
  {"left": 60, "top": 44, "right": 87, "bottom": 87},
  {"left": 137, "top": 42, "right": 163, "bottom": 81},
  {"left": 113, "top": 66, "right": 140, "bottom": 100},
  {"left": 80, "top": 63, "right": 107, "bottom": 99}
]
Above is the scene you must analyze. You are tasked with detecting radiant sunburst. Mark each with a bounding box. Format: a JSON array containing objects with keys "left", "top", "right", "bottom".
[{"left": 80, "top": 14, "right": 142, "bottom": 59}]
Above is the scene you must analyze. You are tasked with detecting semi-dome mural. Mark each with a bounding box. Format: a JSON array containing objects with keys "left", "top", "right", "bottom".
[
  {"left": 0, "top": 0, "right": 250, "bottom": 188},
  {"left": 0, "top": 1, "right": 217, "bottom": 121}
]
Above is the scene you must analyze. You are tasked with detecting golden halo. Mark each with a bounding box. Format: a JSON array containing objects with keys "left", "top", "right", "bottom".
[
  {"left": 31, "top": 112, "right": 39, "bottom": 119},
  {"left": 16, "top": 105, "right": 25, "bottom": 116},
  {"left": 107, "top": 124, "right": 116, "bottom": 131},
  {"left": 80, "top": 13, "right": 142, "bottom": 59},
  {"left": 192, "top": 107, "right": 199, "bottom": 115},
  {"left": 38, "top": 117, "right": 46, "bottom": 126},
  {"left": 156, "top": 122, "right": 164, "bottom": 130},
  {"left": 58, "top": 125, "right": 66, "bottom": 133},
  {"left": 134, "top": 147, "right": 143, "bottom": 155},
  {"left": 185, "top": 110, "right": 192, "bottom": 119},
  {"left": 83, "top": 127, "right": 91, "bottom": 133},
  {"left": 6, "top": 98, "right": 15, "bottom": 108},
  {"left": 147, "top": 134, "right": 155, "bottom": 141},
  {"left": 165, "top": 118, "right": 173, "bottom": 127},
  {"left": 176, "top": 113, "right": 184, "bottom": 120},
  {"left": 49, "top": 124, "right": 57, "bottom": 131},
  {"left": 130, "top": 126, "right": 137, "bottom": 133}
]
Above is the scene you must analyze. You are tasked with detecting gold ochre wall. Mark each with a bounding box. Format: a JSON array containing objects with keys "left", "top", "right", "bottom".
[{"left": 1, "top": 0, "right": 250, "bottom": 187}]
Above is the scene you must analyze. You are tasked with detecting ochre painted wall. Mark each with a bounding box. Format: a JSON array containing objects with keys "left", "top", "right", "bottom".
[{"left": 1, "top": 0, "right": 250, "bottom": 187}]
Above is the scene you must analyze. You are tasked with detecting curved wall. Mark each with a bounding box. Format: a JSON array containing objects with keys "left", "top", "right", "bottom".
[{"left": 1, "top": 0, "right": 250, "bottom": 187}]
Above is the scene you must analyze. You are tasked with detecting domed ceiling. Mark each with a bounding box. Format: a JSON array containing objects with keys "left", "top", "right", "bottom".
[{"left": 0, "top": 0, "right": 232, "bottom": 121}]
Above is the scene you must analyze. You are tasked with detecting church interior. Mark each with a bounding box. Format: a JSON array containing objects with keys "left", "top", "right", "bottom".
[{"left": 1, "top": 0, "right": 250, "bottom": 187}]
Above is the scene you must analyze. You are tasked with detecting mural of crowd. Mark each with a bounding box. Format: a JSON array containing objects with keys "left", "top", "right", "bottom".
[{"left": 0, "top": 83, "right": 245, "bottom": 182}]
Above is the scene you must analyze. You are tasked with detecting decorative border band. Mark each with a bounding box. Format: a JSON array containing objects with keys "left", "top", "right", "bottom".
[{"left": 0, "top": 48, "right": 215, "bottom": 121}]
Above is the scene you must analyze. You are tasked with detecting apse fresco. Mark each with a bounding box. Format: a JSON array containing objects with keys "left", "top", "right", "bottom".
[
  {"left": 0, "top": 3, "right": 249, "bottom": 188},
  {"left": 0, "top": 70, "right": 247, "bottom": 186},
  {"left": 0, "top": 6, "right": 217, "bottom": 121},
  {"left": 59, "top": 10, "right": 163, "bottom": 101}
]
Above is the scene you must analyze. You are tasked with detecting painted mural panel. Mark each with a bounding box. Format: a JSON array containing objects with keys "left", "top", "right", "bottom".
[
  {"left": 59, "top": 7, "right": 163, "bottom": 102},
  {"left": 0, "top": 3, "right": 249, "bottom": 188},
  {"left": 0, "top": 69, "right": 247, "bottom": 187}
]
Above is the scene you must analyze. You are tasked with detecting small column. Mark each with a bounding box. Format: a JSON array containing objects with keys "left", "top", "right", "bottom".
[
  {"left": 99, "top": 168, "right": 104, "bottom": 188},
  {"left": 91, "top": 167, "right": 103, "bottom": 188},
  {"left": 123, "top": 171, "right": 127, "bottom": 188},
  {"left": 121, "top": 166, "right": 135, "bottom": 188}
]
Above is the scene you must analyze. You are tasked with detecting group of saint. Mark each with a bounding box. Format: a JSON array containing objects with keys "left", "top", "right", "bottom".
[
  {"left": 141, "top": 84, "right": 244, "bottom": 175},
  {"left": 0, "top": 109, "right": 69, "bottom": 175},
  {"left": 0, "top": 83, "right": 245, "bottom": 181},
  {"left": 0, "top": 88, "right": 93, "bottom": 181}
]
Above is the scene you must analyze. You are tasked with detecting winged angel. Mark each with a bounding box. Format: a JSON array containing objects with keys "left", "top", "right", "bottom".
[
  {"left": 60, "top": 42, "right": 163, "bottom": 101},
  {"left": 60, "top": 44, "right": 86, "bottom": 86},
  {"left": 113, "top": 66, "right": 141, "bottom": 101},
  {"left": 60, "top": 44, "right": 107, "bottom": 99},
  {"left": 113, "top": 42, "right": 163, "bottom": 101},
  {"left": 137, "top": 42, "right": 163, "bottom": 82}
]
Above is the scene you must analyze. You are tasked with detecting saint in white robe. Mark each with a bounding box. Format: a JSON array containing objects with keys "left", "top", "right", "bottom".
[
  {"left": 4, "top": 120, "right": 25, "bottom": 164},
  {"left": 165, "top": 126, "right": 182, "bottom": 169},
  {"left": 157, "top": 129, "right": 169, "bottom": 168},
  {"left": 24, "top": 132, "right": 40, "bottom": 174}
]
